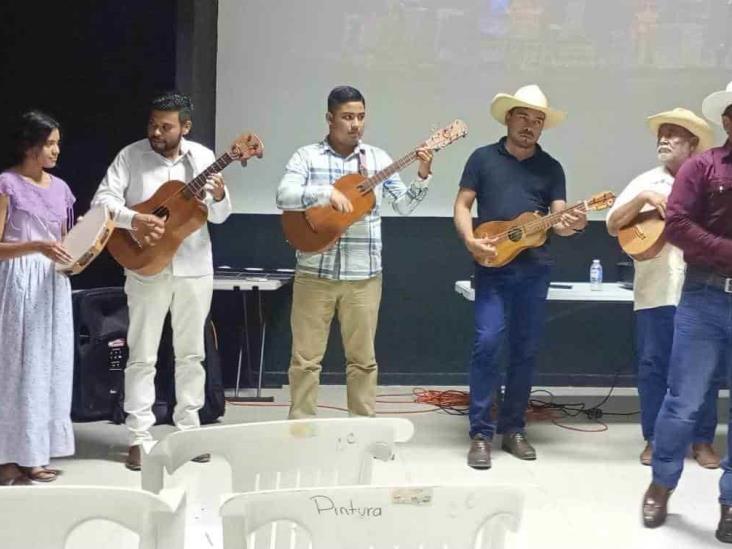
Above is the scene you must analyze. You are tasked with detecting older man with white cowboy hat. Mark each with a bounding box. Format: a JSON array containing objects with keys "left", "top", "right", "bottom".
[
  {"left": 641, "top": 81, "right": 732, "bottom": 543},
  {"left": 607, "top": 108, "right": 719, "bottom": 470},
  {"left": 454, "top": 84, "right": 586, "bottom": 470}
]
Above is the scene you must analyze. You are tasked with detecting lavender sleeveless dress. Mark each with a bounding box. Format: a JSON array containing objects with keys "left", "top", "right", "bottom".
[{"left": 0, "top": 171, "right": 75, "bottom": 466}]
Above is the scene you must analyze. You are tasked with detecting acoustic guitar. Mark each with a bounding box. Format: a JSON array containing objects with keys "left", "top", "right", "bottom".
[
  {"left": 281, "top": 120, "right": 468, "bottom": 253},
  {"left": 617, "top": 210, "right": 666, "bottom": 261},
  {"left": 106, "top": 133, "right": 263, "bottom": 276},
  {"left": 472, "top": 191, "right": 616, "bottom": 267}
]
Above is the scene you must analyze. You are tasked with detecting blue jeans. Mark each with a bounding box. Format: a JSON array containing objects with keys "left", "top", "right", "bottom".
[
  {"left": 636, "top": 306, "right": 718, "bottom": 443},
  {"left": 468, "top": 263, "right": 551, "bottom": 439},
  {"left": 651, "top": 281, "right": 732, "bottom": 503}
]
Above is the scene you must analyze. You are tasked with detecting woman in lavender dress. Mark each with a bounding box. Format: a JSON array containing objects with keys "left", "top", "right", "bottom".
[{"left": 0, "top": 111, "right": 75, "bottom": 485}]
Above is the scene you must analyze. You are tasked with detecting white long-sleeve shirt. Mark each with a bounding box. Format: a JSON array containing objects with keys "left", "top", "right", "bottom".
[{"left": 92, "top": 137, "right": 232, "bottom": 277}]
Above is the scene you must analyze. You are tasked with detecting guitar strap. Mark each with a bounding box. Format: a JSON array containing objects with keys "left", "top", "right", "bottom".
[{"left": 357, "top": 147, "right": 368, "bottom": 177}]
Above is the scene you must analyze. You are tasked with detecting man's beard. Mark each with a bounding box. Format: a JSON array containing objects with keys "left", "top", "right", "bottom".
[
  {"left": 149, "top": 134, "right": 182, "bottom": 155},
  {"left": 658, "top": 149, "right": 690, "bottom": 168}
]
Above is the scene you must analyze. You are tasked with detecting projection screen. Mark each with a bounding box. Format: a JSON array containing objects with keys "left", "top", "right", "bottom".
[{"left": 216, "top": 0, "right": 732, "bottom": 218}]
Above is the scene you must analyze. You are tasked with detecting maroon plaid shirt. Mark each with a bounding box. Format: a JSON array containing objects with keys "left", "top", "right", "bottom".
[{"left": 666, "top": 141, "right": 732, "bottom": 276}]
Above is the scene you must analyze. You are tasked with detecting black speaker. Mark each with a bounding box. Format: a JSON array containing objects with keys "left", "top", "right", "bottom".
[
  {"left": 71, "top": 287, "right": 225, "bottom": 424},
  {"left": 71, "top": 287, "right": 129, "bottom": 422}
]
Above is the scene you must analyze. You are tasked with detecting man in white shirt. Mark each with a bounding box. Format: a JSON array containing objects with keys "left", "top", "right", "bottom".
[
  {"left": 606, "top": 108, "right": 719, "bottom": 468},
  {"left": 92, "top": 92, "right": 232, "bottom": 470}
]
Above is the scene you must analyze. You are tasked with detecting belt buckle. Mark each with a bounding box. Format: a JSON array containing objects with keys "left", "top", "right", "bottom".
[{"left": 725, "top": 279, "right": 732, "bottom": 294}]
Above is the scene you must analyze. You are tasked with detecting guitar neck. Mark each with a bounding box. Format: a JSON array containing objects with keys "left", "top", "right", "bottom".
[
  {"left": 524, "top": 201, "right": 588, "bottom": 236},
  {"left": 359, "top": 150, "right": 419, "bottom": 193},
  {"left": 186, "top": 152, "right": 235, "bottom": 195}
]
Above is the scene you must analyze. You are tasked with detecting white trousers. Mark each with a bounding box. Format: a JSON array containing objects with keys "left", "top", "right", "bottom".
[{"left": 123, "top": 269, "right": 213, "bottom": 446}]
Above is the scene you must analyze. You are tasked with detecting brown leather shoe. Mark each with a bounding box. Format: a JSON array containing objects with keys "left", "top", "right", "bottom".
[
  {"left": 716, "top": 504, "right": 732, "bottom": 543},
  {"left": 191, "top": 453, "right": 211, "bottom": 463},
  {"left": 642, "top": 482, "right": 673, "bottom": 528},
  {"left": 640, "top": 442, "right": 653, "bottom": 466},
  {"left": 501, "top": 432, "right": 536, "bottom": 460},
  {"left": 125, "top": 445, "right": 141, "bottom": 471},
  {"left": 467, "top": 435, "right": 492, "bottom": 470},
  {"left": 692, "top": 443, "right": 720, "bottom": 469}
]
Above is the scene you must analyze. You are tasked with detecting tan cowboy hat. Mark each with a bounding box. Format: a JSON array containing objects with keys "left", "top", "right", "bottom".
[
  {"left": 647, "top": 107, "right": 715, "bottom": 152},
  {"left": 702, "top": 80, "right": 732, "bottom": 126},
  {"left": 490, "top": 84, "right": 567, "bottom": 129}
]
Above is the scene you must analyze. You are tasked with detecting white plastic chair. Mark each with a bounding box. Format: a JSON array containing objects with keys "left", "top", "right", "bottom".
[
  {"left": 220, "top": 484, "right": 523, "bottom": 549},
  {"left": 0, "top": 486, "right": 186, "bottom": 549},
  {"left": 141, "top": 417, "right": 414, "bottom": 494}
]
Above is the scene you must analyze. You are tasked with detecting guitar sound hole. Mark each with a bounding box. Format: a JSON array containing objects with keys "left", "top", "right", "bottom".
[
  {"left": 152, "top": 207, "right": 170, "bottom": 220},
  {"left": 508, "top": 228, "right": 523, "bottom": 242}
]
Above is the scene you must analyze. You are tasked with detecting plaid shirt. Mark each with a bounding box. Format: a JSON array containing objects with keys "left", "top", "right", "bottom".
[{"left": 276, "top": 139, "right": 430, "bottom": 280}]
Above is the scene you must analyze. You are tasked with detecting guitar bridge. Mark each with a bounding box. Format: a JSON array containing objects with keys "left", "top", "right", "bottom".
[
  {"left": 304, "top": 210, "right": 319, "bottom": 233},
  {"left": 633, "top": 226, "right": 647, "bottom": 239}
]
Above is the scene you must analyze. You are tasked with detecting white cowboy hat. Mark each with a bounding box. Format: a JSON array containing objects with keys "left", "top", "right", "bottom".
[
  {"left": 647, "top": 107, "right": 715, "bottom": 152},
  {"left": 490, "top": 84, "right": 567, "bottom": 129},
  {"left": 702, "top": 80, "right": 732, "bottom": 126}
]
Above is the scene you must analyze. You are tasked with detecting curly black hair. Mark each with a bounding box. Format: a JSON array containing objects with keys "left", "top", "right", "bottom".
[{"left": 150, "top": 91, "right": 193, "bottom": 123}]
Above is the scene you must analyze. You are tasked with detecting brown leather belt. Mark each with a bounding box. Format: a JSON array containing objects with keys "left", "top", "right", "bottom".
[{"left": 685, "top": 267, "right": 732, "bottom": 294}]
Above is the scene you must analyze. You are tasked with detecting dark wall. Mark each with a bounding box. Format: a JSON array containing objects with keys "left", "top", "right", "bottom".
[
  {"left": 174, "top": 0, "right": 218, "bottom": 149},
  {"left": 0, "top": 2, "right": 177, "bottom": 204},
  {"left": 0, "top": 1, "right": 184, "bottom": 289},
  {"left": 211, "top": 217, "right": 637, "bottom": 387}
]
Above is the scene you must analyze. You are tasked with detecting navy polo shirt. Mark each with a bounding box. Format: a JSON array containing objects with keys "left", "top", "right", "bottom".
[{"left": 459, "top": 137, "right": 566, "bottom": 265}]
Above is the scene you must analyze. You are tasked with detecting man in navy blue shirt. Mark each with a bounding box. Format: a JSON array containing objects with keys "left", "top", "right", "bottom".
[{"left": 453, "top": 84, "right": 587, "bottom": 469}]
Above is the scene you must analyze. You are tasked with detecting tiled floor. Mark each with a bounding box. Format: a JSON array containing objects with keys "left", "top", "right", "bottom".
[{"left": 39, "top": 386, "right": 732, "bottom": 548}]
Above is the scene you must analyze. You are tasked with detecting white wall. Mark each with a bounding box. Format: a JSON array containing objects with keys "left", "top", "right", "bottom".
[{"left": 217, "top": 0, "right": 732, "bottom": 218}]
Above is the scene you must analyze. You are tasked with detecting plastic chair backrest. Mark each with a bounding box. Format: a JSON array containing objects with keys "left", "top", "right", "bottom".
[
  {"left": 220, "top": 484, "right": 523, "bottom": 549},
  {"left": 141, "top": 417, "right": 414, "bottom": 494},
  {"left": 0, "top": 486, "right": 185, "bottom": 549}
]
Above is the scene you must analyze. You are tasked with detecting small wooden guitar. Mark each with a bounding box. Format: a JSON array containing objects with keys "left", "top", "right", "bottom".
[
  {"left": 472, "top": 191, "right": 616, "bottom": 267},
  {"left": 617, "top": 210, "right": 665, "bottom": 261},
  {"left": 106, "top": 133, "right": 263, "bottom": 276},
  {"left": 281, "top": 120, "right": 468, "bottom": 253}
]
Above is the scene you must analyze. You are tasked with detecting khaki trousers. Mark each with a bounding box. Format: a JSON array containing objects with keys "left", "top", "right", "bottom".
[{"left": 288, "top": 273, "right": 382, "bottom": 418}]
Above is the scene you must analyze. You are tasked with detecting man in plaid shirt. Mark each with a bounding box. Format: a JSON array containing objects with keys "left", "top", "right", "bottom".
[{"left": 276, "top": 85, "right": 434, "bottom": 418}]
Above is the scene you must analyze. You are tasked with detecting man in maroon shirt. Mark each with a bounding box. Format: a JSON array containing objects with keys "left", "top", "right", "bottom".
[{"left": 642, "top": 80, "right": 732, "bottom": 543}]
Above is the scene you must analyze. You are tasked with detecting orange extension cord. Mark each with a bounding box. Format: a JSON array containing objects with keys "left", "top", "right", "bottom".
[{"left": 226, "top": 387, "right": 623, "bottom": 432}]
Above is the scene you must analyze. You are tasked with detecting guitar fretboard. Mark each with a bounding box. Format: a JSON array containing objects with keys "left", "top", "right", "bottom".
[
  {"left": 526, "top": 202, "right": 589, "bottom": 235},
  {"left": 497, "top": 201, "right": 589, "bottom": 242},
  {"left": 185, "top": 152, "right": 235, "bottom": 196},
  {"left": 356, "top": 151, "right": 419, "bottom": 193}
]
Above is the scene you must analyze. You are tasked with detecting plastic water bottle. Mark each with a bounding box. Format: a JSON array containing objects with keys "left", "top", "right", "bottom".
[{"left": 590, "top": 259, "right": 603, "bottom": 291}]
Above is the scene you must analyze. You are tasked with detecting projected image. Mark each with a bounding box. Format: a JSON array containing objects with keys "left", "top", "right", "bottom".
[
  {"left": 217, "top": 0, "right": 732, "bottom": 216},
  {"left": 329, "top": 0, "right": 732, "bottom": 70}
]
